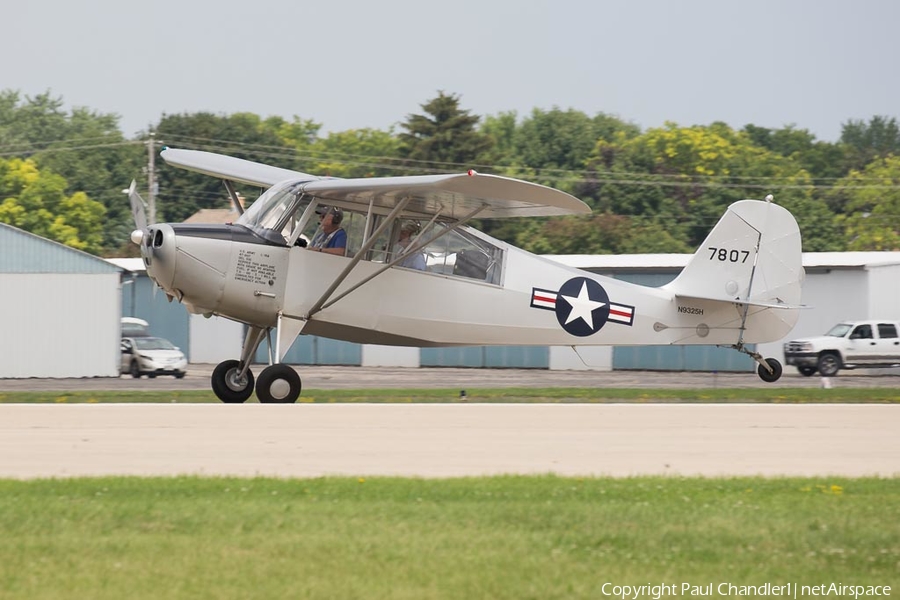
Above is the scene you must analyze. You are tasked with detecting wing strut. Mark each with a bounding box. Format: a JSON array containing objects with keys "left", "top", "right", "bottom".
[
  {"left": 223, "top": 180, "right": 245, "bottom": 216},
  {"left": 305, "top": 197, "right": 412, "bottom": 319},
  {"left": 318, "top": 203, "right": 488, "bottom": 312}
]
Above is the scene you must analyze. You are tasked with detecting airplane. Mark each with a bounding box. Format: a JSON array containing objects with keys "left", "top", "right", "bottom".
[{"left": 126, "top": 147, "right": 804, "bottom": 403}]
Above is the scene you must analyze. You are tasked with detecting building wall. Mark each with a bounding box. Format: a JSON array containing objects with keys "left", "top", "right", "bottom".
[
  {"left": 867, "top": 265, "right": 900, "bottom": 319},
  {"left": 0, "top": 274, "right": 121, "bottom": 377},
  {"left": 189, "top": 314, "right": 243, "bottom": 363}
]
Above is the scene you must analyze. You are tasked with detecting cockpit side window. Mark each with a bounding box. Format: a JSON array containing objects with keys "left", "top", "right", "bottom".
[{"left": 420, "top": 223, "right": 503, "bottom": 284}]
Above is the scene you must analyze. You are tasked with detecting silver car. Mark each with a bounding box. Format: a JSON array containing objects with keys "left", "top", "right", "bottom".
[{"left": 121, "top": 336, "right": 187, "bottom": 379}]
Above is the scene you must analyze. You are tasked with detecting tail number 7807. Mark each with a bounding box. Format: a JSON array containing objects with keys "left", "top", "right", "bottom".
[{"left": 708, "top": 247, "right": 750, "bottom": 263}]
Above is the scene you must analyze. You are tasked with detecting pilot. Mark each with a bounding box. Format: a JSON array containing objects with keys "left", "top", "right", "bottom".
[
  {"left": 393, "top": 221, "right": 426, "bottom": 270},
  {"left": 309, "top": 206, "right": 347, "bottom": 256}
]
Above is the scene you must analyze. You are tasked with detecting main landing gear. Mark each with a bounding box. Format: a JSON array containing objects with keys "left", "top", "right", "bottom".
[
  {"left": 209, "top": 326, "right": 303, "bottom": 404},
  {"left": 211, "top": 360, "right": 303, "bottom": 404}
]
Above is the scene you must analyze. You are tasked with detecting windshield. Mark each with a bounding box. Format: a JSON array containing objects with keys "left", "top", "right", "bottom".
[
  {"left": 236, "top": 180, "right": 309, "bottom": 244},
  {"left": 826, "top": 323, "right": 852, "bottom": 337},
  {"left": 134, "top": 337, "right": 178, "bottom": 351}
]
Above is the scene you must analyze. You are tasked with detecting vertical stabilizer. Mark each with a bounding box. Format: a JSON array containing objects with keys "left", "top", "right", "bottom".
[{"left": 663, "top": 199, "right": 804, "bottom": 340}]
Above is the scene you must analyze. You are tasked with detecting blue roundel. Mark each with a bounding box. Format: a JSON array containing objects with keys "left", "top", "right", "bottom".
[{"left": 555, "top": 277, "right": 611, "bottom": 337}]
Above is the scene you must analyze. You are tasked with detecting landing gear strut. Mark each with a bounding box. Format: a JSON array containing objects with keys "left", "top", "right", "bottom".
[{"left": 732, "top": 342, "right": 783, "bottom": 383}]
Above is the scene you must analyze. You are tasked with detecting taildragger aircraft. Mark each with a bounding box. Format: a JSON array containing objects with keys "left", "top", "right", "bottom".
[{"left": 126, "top": 148, "right": 804, "bottom": 403}]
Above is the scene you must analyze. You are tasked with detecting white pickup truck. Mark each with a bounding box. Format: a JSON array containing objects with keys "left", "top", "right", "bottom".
[{"left": 783, "top": 320, "right": 900, "bottom": 376}]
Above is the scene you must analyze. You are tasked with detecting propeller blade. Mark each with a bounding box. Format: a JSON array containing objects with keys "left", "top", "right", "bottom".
[{"left": 125, "top": 179, "right": 148, "bottom": 232}]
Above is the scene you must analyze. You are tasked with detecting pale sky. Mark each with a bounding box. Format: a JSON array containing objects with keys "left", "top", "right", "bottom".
[{"left": 4, "top": 0, "right": 897, "bottom": 142}]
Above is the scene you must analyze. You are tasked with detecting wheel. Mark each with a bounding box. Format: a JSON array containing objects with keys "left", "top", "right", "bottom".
[
  {"left": 256, "top": 364, "right": 302, "bottom": 404},
  {"left": 211, "top": 360, "right": 255, "bottom": 404},
  {"left": 797, "top": 366, "right": 817, "bottom": 377},
  {"left": 130, "top": 360, "right": 141, "bottom": 378},
  {"left": 757, "top": 358, "right": 783, "bottom": 383},
  {"left": 817, "top": 353, "right": 841, "bottom": 377},
  {"left": 174, "top": 372, "right": 185, "bottom": 379},
  {"left": 148, "top": 373, "right": 157, "bottom": 379}
]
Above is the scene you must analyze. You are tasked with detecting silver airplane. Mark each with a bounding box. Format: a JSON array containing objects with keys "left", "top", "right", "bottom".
[{"left": 126, "top": 148, "right": 804, "bottom": 403}]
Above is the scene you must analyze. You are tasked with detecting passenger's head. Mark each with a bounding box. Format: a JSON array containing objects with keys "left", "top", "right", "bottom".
[{"left": 399, "top": 221, "right": 420, "bottom": 237}]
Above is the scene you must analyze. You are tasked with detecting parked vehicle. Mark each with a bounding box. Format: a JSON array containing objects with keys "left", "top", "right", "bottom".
[
  {"left": 121, "top": 317, "right": 150, "bottom": 338},
  {"left": 121, "top": 336, "right": 187, "bottom": 378},
  {"left": 783, "top": 320, "right": 900, "bottom": 376}
]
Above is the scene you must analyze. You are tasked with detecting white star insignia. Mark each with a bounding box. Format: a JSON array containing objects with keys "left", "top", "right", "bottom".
[{"left": 559, "top": 281, "right": 606, "bottom": 329}]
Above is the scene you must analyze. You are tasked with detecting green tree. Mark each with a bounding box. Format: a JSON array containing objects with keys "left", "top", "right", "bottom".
[
  {"left": 581, "top": 122, "right": 843, "bottom": 252},
  {"left": 398, "top": 92, "right": 493, "bottom": 172},
  {"left": 0, "top": 89, "right": 144, "bottom": 254},
  {"left": 154, "top": 112, "right": 299, "bottom": 222},
  {"left": 311, "top": 128, "right": 401, "bottom": 178},
  {"left": 836, "top": 156, "right": 900, "bottom": 250},
  {"left": 840, "top": 115, "right": 900, "bottom": 173},
  {"left": 0, "top": 157, "right": 106, "bottom": 253}
]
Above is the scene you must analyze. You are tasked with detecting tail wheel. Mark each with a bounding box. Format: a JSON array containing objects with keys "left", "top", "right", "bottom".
[
  {"left": 797, "top": 366, "right": 817, "bottom": 377},
  {"left": 817, "top": 353, "right": 841, "bottom": 377},
  {"left": 256, "top": 364, "right": 302, "bottom": 404},
  {"left": 757, "top": 358, "right": 783, "bottom": 383},
  {"left": 130, "top": 360, "right": 141, "bottom": 378},
  {"left": 211, "top": 359, "right": 255, "bottom": 404}
]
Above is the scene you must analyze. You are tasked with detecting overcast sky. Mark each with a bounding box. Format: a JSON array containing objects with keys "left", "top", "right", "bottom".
[{"left": 4, "top": 0, "right": 897, "bottom": 142}]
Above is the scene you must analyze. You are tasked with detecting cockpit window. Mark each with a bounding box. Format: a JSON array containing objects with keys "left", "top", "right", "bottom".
[
  {"left": 236, "top": 181, "right": 309, "bottom": 244},
  {"left": 420, "top": 223, "right": 503, "bottom": 284}
]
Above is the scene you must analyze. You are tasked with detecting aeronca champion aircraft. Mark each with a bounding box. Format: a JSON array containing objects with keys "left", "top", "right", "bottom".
[{"left": 127, "top": 148, "right": 804, "bottom": 404}]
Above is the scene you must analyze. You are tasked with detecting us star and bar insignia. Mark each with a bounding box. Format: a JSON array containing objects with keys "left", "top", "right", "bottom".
[{"left": 530, "top": 276, "right": 635, "bottom": 337}]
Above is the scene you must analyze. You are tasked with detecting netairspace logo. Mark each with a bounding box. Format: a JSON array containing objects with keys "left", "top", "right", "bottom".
[{"left": 600, "top": 583, "right": 892, "bottom": 600}]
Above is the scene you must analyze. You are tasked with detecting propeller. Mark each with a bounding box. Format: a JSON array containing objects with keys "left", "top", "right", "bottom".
[{"left": 124, "top": 179, "right": 148, "bottom": 245}]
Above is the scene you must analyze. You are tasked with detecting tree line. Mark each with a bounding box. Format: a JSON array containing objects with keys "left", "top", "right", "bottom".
[{"left": 1, "top": 89, "right": 898, "bottom": 257}]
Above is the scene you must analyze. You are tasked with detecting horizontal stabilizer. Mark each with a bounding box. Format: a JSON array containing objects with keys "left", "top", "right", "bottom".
[{"left": 675, "top": 294, "right": 808, "bottom": 310}]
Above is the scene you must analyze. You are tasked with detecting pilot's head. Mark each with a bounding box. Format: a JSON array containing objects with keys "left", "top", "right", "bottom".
[{"left": 316, "top": 206, "right": 343, "bottom": 228}]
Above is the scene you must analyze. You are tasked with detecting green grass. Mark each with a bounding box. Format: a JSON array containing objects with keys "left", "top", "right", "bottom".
[
  {"left": 1, "top": 387, "right": 899, "bottom": 403},
  {"left": 0, "top": 476, "right": 897, "bottom": 599}
]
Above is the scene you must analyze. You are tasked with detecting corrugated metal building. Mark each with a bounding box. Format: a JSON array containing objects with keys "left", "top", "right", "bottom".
[
  {"left": 110, "top": 252, "right": 900, "bottom": 373},
  {"left": 0, "top": 223, "right": 122, "bottom": 378}
]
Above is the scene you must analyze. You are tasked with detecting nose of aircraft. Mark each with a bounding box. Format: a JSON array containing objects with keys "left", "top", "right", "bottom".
[{"left": 139, "top": 224, "right": 178, "bottom": 291}]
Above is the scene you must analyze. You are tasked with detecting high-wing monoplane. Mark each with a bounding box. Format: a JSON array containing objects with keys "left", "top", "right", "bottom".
[{"left": 127, "top": 148, "right": 804, "bottom": 403}]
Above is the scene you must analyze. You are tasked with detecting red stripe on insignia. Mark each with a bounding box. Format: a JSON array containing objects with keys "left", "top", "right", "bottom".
[{"left": 534, "top": 294, "right": 555, "bottom": 304}]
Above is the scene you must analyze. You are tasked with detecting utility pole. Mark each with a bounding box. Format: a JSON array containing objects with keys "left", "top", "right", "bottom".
[{"left": 147, "top": 133, "right": 157, "bottom": 225}]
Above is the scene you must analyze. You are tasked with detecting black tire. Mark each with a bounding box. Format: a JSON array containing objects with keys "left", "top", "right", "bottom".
[
  {"left": 174, "top": 372, "right": 185, "bottom": 379},
  {"left": 147, "top": 373, "right": 157, "bottom": 379},
  {"left": 211, "top": 360, "right": 254, "bottom": 404},
  {"left": 256, "top": 364, "right": 302, "bottom": 404},
  {"left": 797, "top": 366, "right": 817, "bottom": 377},
  {"left": 130, "top": 360, "right": 141, "bottom": 379},
  {"left": 757, "top": 358, "right": 783, "bottom": 383},
  {"left": 817, "top": 353, "right": 841, "bottom": 377}
]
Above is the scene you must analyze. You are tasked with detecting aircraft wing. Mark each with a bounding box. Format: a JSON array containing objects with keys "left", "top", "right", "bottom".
[
  {"left": 301, "top": 173, "right": 591, "bottom": 219},
  {"left": 160, "top": 148, "right": 319, "bottom": 187}
]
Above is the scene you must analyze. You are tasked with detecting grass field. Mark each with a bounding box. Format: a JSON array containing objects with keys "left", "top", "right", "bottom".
[
  {"left": 1, "top": 476, "right": 898, "bottom": 600},
  {"left": 1, "top": 387, "right": 899, "bottom": 404}
]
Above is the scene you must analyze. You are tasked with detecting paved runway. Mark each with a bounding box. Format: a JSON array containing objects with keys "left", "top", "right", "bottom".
[
  {"left": 1, "top": 403, "right": 897, "bottom": 479},
  {"left": 3, "top": 364, "right": 900, "bottom": 391}
]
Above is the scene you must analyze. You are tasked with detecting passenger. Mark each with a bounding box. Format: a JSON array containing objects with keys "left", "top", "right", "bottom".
[
  {"left": 393, "top": 221, "right": 426, "bottom": 270},
  {"left": 309, "top": 207, "right": 347, "bottom": 256}
]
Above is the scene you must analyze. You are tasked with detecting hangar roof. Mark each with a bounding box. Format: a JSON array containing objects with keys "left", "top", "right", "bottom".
[{"left": 0, "top": 223, "right": 121, "bottom": 274}]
